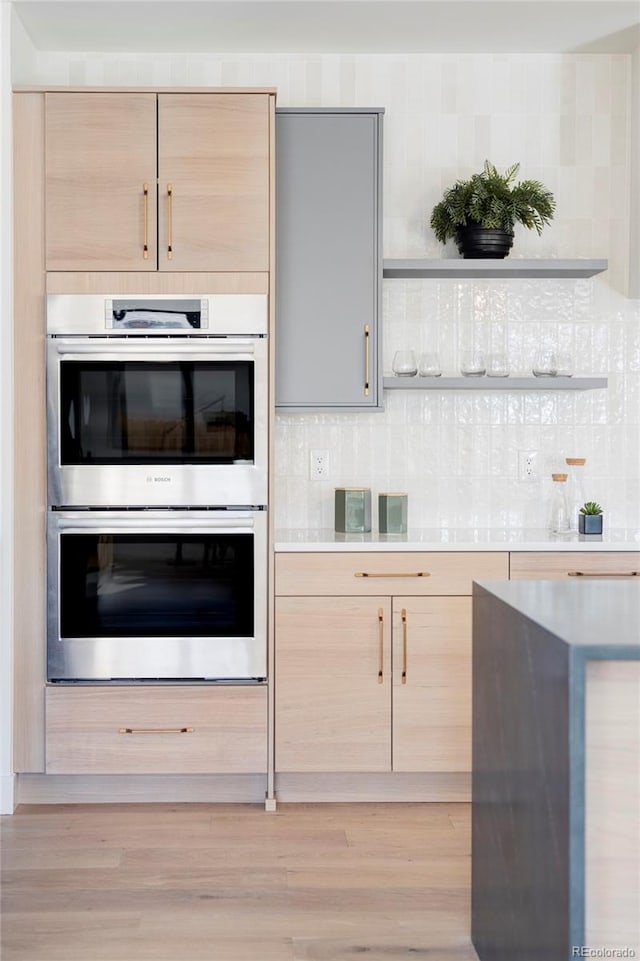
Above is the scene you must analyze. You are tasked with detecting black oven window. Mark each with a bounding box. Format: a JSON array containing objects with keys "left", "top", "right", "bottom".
[
  {"left": 60, "top": 534, "right": 254, "bottom": 638},
  {"left": 60, "top": 361, "right": 254, "bottom": 464}
]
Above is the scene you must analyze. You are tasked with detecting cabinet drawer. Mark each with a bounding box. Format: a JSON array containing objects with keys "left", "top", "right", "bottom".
[
  {"left": 46, "top": 685, "right": 266, "bottom": 774},
  {"left": 510, "top": 552, "right": 640, "bottom": 580},
  {"left": 276, "top": 552, "right": 509, "bottom": 597}
]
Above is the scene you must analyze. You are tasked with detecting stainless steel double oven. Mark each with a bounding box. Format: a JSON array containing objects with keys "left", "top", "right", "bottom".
[{"left": 46, "top": 294, "right": 268, "bottom": 682}]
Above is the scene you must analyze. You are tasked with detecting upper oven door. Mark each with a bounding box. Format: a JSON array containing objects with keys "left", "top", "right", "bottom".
[{"left": 47, "top": 337, "right": 268, "bottom": 507}]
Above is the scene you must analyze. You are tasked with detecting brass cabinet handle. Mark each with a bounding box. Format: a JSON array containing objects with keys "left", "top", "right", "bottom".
[
  {"left": 364, "top": 325, "right": 370, "bottom": 396},
  {"left": 118, "top": 727, "right": 194, "bottom": 735},
  {"left": 377, "top": 607, "right": 384, "bottom": 683},
  {"left": 167, "top": 184, "right": 173, "bottom": 260},
  {"left": 142, "top": 183, "right": 149, "bottom": 260},
  {"left": 401, "top": 608, "right": 408, "bottom": 684},
  {"left": 355, "top": 571, "right": 430, "bottom": 579},
  {"left": 568, "top": 570, "right": 639, "bottom": 578}
]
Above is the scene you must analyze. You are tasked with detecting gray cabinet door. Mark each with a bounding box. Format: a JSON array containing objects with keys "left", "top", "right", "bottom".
[{"left": 275, "top": 110, "right": 382, "bottom": 409}]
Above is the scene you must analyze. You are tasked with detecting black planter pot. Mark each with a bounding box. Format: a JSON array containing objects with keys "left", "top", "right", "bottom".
[
  {"left": 455, "top": 224, "right": 514, "bottom": 259},
  {"left": 579, "top": 514, "right": 603, "bottom": 535}
]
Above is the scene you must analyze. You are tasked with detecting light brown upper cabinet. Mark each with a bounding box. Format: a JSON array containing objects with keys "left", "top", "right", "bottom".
[{"left": 45, "top": 92, "right": 272, "bottom": 272}]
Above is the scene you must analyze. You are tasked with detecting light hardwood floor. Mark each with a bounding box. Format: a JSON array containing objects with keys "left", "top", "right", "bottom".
[{"left": 1, "top": 802, "right": 478, "bottom": 961}]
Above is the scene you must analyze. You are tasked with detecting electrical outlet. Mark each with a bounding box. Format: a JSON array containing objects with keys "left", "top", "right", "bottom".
[
  {"left": 518, "top": 450, "right": 538, "bottom": 482},
  {"left": 309, "top": 449, "right": 330, "bottom": 480}
]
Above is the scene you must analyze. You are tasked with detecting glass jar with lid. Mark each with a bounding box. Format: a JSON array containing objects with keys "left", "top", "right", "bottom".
[
  {"left": 548, "top": 473, "right": 571, "bottom": 533},
  {"left": 565, "top": 457, "right": 586, "bottom": 531}
]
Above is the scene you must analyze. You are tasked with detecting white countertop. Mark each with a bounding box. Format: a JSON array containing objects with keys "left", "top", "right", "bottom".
[{"left": 274, "top": 528, "right": 640, "bottom": 552}]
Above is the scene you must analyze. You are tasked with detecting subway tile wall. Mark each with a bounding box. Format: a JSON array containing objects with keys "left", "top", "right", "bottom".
[{"left": 18, "top": 51, "right": 640, "bottom": 528}]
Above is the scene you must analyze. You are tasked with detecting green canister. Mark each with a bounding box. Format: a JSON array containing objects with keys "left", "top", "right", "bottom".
[
  {"left": 335, "top": 488, "right": 372, "bottom": 533},
  {"left": 378, "top": 492, "right": 408, "bottom": 534}
]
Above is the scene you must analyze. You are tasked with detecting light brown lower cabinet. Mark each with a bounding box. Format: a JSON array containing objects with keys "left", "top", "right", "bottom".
[
  {"left": 274, "top": 551, "right": 508, "bottom": 774},
  {"left": 391, "top": 596, "right": 471, "bottom": 772},
  {"left": 275, "top": 596, "right": 392, "bottom": 772},
  {"left": 45, "top": 684, "right": 267, "bottom": 775},
  {"left": 509, "top": 550, "right": 640, "bottom": 580}
]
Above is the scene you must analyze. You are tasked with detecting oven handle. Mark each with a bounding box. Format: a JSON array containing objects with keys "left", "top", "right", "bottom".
[
  {"left": 51, "top": 338, "right": 261, "bottom": 362},
  {"left": 53, "top": 515, "right": 258, "bottom": 533}
]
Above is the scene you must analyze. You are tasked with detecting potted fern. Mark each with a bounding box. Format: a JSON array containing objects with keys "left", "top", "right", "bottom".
[
  {"left": 579, "top": 502, "right": 603, "bottom": 535},
  {"left": 430, "top": 161, "right": 556, "bottom": 259}
]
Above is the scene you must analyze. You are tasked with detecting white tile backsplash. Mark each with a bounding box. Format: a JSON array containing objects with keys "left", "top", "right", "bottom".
[
  {"left": 275, "top": 271, "right": 638, "bottom": 529},
  {"left": 16, "top": 48, "right": 639, "bottom": 529}
]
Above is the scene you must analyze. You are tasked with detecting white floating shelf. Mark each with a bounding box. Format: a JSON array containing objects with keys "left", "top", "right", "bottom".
[
  {"left": 382, "top": 258, "right": 608, "bottom": 279},
  {"left": 383, "top": 376, "right": 608, "bottom": 390}
]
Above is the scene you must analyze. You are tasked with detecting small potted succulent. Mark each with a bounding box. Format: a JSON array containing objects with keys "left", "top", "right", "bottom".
[
  {"left": 579, "top": 502, "right": 603, "bottom": 535},
  {"left": 430, "top": 160, "right": 556, "bottom": 259}
]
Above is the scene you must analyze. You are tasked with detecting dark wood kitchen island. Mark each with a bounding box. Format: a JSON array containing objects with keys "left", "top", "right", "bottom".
[{"left": 471, "top": 579, "right": 640, "bottom": 961}]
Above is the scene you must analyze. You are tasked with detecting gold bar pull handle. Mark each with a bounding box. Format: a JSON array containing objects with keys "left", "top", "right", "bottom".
[
  {"left": 355, "top": 571, "right": 431, "bottom": 579},
  {"left": 142, "top": 183, "right": 149, "bottom": 259},
  {"left": 377, "top": 607, "right": 384, "bottom": 683},
  {"left": 401, "top": 608, "right": 408, "bottom": 684},
  {"left": 568, "top": 571, "right": 639, "bottom": 578},
  {"left": 364, "top": 324, "right": 370, "bottom": 396},
  {"left": 118, "top": 727, "right": 194, "bottom": 735},
  {"left": 166, "top": 184, "right": 173, "bottom": 260}
]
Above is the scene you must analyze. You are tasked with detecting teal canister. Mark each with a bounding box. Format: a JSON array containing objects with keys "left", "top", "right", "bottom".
[
  {"left": 378, "top": 492, "right": 408, "bottom": 534},
  {"left": 334, "top": 488, "right": 372, "bottom": 533}
]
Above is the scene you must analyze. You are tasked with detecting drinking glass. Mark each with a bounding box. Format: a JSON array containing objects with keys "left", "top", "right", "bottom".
[
  {"left": 392, "top": 350, "right": 418, "bottom": 377},
  {"left": 418, "top": 352, "right": 442, "bottom": 377},
  {"left": 532, "top": 349, "right": 559, "bottom": 377},
  {"left": 460, "top": 350, "right": 486, "bottom": 376}
]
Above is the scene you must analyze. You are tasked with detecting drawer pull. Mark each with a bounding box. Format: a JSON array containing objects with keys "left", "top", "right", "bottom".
[
  {"left": 401, "top": 608, "right": 408, "bottom": 684},
  {"left": 118, "top": 727, "right": 194, "bottom": 735},
  {"left": 378, "top": 607, "right": 384, "bottom": 683},
  {"left": 355, "top": 571, "right": 431, "bottom": 579},
  {"left": 567, "top": 570, "right": 639, "bottom": 578}
]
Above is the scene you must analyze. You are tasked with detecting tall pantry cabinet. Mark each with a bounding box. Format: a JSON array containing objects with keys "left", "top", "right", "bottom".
[{"left": 12, "top": 87, "right": 276, "bottom": 792}]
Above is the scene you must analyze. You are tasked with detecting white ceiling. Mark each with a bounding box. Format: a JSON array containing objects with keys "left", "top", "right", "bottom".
[{"left": 12, "top": 0, "right": 640, "bottom": 55}]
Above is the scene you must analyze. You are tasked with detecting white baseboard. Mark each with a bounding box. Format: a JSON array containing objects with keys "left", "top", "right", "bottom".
[{"left": 0, "top": 773, "right": 16, "bottom": 814}]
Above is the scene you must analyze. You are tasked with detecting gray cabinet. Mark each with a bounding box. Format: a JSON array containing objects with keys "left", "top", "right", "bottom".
[{"left": 275, "top": 109, "right": 383, "bottom": 409}]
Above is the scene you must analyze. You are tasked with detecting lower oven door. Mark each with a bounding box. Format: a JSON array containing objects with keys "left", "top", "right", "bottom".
[{"left": 47, "top": 510, "right": 267, "bottom": 681}]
